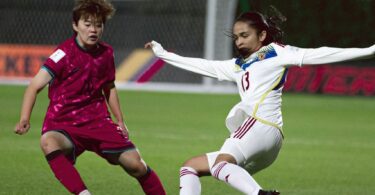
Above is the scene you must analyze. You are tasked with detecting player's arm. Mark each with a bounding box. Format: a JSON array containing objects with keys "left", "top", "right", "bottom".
[
  {"left": 145, "top": 41, "right": 223, "bottom": 78},
  {"left": 103, "top": 81, "right": 129, "bottom": 137},
  {"left": 300, "top": 44, "right": 375, "bottom": 65},
  {"left": 14, "top": 69, "right": 52, "bottom": 135}
]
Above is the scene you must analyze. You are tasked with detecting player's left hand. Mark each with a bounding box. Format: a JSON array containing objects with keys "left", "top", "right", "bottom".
[{"left": 117, "top": 122, "right": 129, "bottom": 138}]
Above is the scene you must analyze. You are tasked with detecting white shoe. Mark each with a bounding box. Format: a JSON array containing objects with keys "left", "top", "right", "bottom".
[{"left": 79, "top": 189, "right": 92, "bottom": 195}]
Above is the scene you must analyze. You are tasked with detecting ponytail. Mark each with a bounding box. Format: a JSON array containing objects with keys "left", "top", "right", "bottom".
[{"left": 264, "top": 6, "right": 286, "bottom": 44}]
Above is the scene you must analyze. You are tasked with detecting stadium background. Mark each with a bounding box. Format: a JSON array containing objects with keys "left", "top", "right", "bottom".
[
  {"left": 1, "top": 0, "right": 374, "bottom": 95},
  {"left": 1, "top": 1, "right": 375, "bottom": 195}
]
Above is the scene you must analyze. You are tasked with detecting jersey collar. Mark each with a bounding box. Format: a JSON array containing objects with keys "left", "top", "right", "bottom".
[{"left": 235, "top": 44, "right": 277, "bottom": 70}]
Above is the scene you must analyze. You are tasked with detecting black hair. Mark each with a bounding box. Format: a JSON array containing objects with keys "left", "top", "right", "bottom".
[
  {"left": 235, "top": 6, "right": 286, "bottom": 45},
  {"left": 73, "top": 0, "right": 115, "bottom": 25}
]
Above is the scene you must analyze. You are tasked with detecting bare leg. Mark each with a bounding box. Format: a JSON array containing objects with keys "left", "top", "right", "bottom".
[
  {"left": 182, "top": 154, "right": 211, "bottom": 176},
  {"left": 40, "top": 131, "right": 73, "bottom": 155},
  {"left": 213, "top": 153, "right": 237, "bottom": 166}
]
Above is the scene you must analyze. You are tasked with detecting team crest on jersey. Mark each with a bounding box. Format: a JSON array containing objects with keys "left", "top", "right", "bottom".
[
  {"left": 257, "top": 45, "right": 276, "bottom": 61},
  {"left": 258, "top": 53, "right": 266, "bottom": 60},
  {"left": 236, "top": 45, "right": 278, "bottom": 70}
]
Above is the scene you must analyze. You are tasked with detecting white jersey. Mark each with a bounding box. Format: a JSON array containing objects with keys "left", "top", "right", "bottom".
[{"left": 150, "top": 41, "right": 374, "bottom": 134}]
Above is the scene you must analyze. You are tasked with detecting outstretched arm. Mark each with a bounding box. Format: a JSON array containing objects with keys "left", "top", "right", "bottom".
[
  {"left": 301, "top": 44, "right": 375, "bottom": 65},
  {"left": 145, "top": 41, "right": 230, "bottom": 79},
  {"left": 14, "top": 69, "right": 52, "bottom": 135}
]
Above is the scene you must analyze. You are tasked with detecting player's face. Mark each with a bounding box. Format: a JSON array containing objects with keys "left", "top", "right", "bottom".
[
  {"left": 233, "top": 21, "right": 266, "bottom": 58},
  {"left": 73, "top": 15, "right": 104, "bottom": 50}
]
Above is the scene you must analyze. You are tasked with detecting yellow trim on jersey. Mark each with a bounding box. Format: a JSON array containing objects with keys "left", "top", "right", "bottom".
[
  {"left": 252, "top": 116, "right": 283, "bottom": 137},
  {"left": 251, "top": 68, "right": 286, "bottom": 137}
]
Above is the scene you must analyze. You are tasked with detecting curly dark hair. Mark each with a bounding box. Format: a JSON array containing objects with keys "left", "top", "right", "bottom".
[{"left": 72, "top": 0, "right": 115, "bottom": 24}]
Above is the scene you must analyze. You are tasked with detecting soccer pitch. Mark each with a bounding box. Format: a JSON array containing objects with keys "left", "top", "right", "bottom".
[{"left": 1, "top": 84, "right": 374, "bottom": 195}]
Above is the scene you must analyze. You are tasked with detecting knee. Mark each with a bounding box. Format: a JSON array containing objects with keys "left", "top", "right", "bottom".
[
  {"left": 115, "top": 151, "right": 148, "bottom": 178},
  {"left": 40, "top": 132, "right": 71, "bottom": 155},
  {"left": 124, "top": 159, "right": 148, "bottom": 178},
  {"left": 182, "top": 158, "right": 197, "bottom": 167},
  {"left": 213, "top": 154, "right": 237, "bottom": 167},
  {"left": 40, "top": 134, "right": 58, "bottom": 154},
  {"left": 182, "top": 158, "right": 210, "bottom": 176}
]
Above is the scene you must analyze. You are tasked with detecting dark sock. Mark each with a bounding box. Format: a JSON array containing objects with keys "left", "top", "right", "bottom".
[{"left": 137, "top": 167, "right": 166, "bottom": 195}]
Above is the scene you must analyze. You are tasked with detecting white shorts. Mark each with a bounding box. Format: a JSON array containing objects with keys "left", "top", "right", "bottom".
[{"left": 207, "top": 116, "right": 283, "bottom": 175}]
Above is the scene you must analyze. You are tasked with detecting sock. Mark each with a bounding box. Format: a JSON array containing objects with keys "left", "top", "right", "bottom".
[
  {"left": 211, "top": 161, "right": 261, "bottom": 195},
  {"left": 179, "top": 167, "right": 201, "bottom": 195},
  {"left": 137, "top": 167, "right": 166, "bottom": 195},
  {"left": 46, "top": 150, "right": 87, "bottom": 195}
]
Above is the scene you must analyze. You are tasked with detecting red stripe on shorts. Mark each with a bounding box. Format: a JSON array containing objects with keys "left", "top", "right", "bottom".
[
  {"left": 233, "top": 118, "right": 257, "bottom": 139},
  {"left": 234, "top": 117, "right": 252, "bottom": 133}
]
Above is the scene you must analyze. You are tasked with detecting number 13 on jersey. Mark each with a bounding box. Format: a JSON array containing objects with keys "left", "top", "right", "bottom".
[{"left": 241, "top": 71, "right": 250, "bottom": 91}]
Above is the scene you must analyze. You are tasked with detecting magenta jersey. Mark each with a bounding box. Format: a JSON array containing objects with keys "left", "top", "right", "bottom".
[{"left": 42, "top": 36, "right": 116, "bottom": 131}]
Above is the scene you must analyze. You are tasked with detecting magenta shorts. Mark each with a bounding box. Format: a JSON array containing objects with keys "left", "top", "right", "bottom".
[{"left": 42, "top": 119, "right": 135, "bottom": 163}]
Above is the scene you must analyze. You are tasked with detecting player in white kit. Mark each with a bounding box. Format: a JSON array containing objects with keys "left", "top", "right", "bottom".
[{"left": 145, "top": 10, "right": 375, "bottom": 195}]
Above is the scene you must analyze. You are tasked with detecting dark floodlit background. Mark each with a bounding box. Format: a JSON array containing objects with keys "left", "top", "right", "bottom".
[{"left": 1, "top": 0, "right": 374, "bottom": 84}]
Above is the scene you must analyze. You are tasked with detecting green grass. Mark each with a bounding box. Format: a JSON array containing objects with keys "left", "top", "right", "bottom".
[{"left": 1, "top": 84, "right": 374, "bottom": 195}]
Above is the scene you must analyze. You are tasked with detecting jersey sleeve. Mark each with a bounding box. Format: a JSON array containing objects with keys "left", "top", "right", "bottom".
[
  {"left": 280, "top": 44, "right": 375, "bottom": 66},
  {"left": 151, "top": 41, "right": 237, "bottom": 81},
  {"left": 43, "top": 48, "right": 67, "bottom": 78},
  {"left": 211, "top": 59, "right": 238, "bottom": 81},
  {"left": 272, "top": 44, "right": 306, "bottom": 66},
  {"left": 300, "top": 45, "right": 374, "bottom": 65},
  {"left": 156, "top": 51, "right": 236, "bottom": 81}
]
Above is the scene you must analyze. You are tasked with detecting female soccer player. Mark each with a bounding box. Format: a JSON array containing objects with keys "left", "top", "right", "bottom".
[
  {"left": 145, "top": 10, "right": 375, "bottom": 195},
  {"left": 14, "top": 0, "right": 166, "bottom": 194}
]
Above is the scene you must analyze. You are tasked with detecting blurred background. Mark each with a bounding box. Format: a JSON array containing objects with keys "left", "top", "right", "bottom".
[
  {"left": 1, "top": 1, "right": 374, "bottom": 194},
  {"left": 1, "top": 0, "right": 374, "bottom": 95}
]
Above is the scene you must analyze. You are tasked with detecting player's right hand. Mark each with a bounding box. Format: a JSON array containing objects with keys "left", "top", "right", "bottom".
[
  {"left": 144, "top": 41, "right": 165, "bottom": 56},
  {"left": 144, "top": 42, "right": 153, "bottom": 49},
  {"left": 14, "top": 120, "right": 30, "bottom": 135}
]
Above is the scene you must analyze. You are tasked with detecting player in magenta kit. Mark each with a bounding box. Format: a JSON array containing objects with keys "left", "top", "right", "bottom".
[{"left": 14, "top": 0, "right": 166, "bottom": 194}]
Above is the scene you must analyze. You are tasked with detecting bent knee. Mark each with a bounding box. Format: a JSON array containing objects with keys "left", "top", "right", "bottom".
[
  {"left": 182, "top": 158, "right": 198, "bottom": 167},
  {"left": 125, "top": 161, "right": 148, "bottom": 178},
  {"left": 40, "top": 132, "right": 72, "bottom": 155},
  {"left": 40, "top": 135, "right": 58, "bottom": 154},
  {"left": 213, "top": 153, "right": 237, "bottom": 166},
  {"left": 182, "top": 156, "right": 210, "bottom": 176}
]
